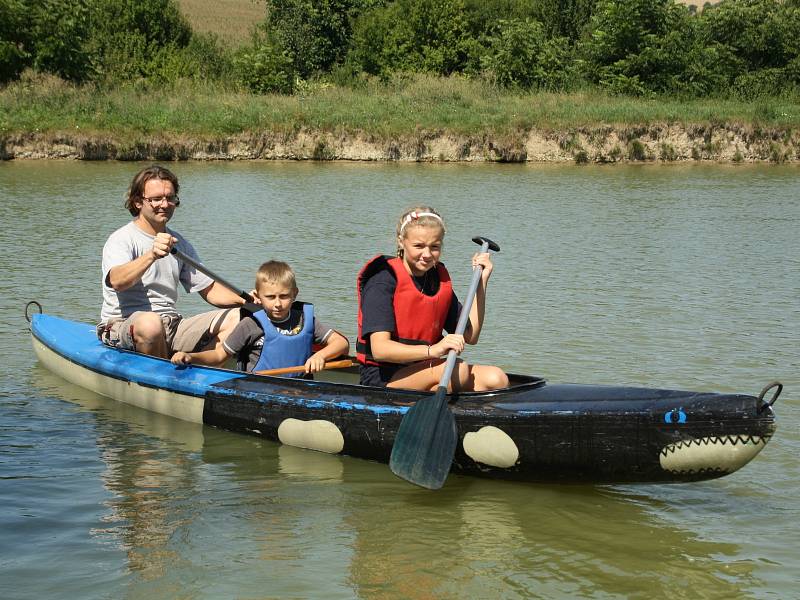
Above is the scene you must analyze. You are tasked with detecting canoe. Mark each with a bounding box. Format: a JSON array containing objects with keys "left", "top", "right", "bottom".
[{"left": 29, "top": 310, "right": 780, "bottom": 485}]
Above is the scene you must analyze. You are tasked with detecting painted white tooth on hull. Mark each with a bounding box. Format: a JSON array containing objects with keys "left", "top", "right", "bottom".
[
  {"left": 463, "top": 426, "right": 519, "bottom": 468},
  {"left": 277, "top": 418, "right": 345, "bottom": 454},
  {"left": 659, "top": 435, "right": 768, "bottom": 474}
]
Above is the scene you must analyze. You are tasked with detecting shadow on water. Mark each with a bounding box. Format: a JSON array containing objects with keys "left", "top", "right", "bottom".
[{"left": 29, "top": 364, "right": 763, "bottom": 599}]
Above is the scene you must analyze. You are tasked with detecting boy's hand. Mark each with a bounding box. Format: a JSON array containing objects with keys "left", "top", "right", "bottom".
[
  {"left": 305, "top": 353, "right": 326, "bottom": 373},
  {"left": 171, "top": 351, "right": 192, "bottom": 365}
]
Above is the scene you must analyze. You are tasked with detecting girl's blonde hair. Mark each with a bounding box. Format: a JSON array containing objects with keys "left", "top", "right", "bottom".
[
  {"left": 395, "top": 206, "right": 446, "bottom": 257},
  {"left": 255, "top": 260, "right": 297, "bottom": 290}
]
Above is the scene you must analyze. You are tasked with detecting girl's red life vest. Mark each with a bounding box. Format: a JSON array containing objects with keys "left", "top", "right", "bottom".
[{"left": 356, "top": 255, "right": 453, "bottom": 366}]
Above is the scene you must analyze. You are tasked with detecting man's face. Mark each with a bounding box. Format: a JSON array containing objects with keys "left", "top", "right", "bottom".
[{"left": 136, "top": 178, "right": 178, "bottom": 229}]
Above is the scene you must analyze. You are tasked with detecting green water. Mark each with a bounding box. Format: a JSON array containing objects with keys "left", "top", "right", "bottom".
[{"left": 1, "top": 160, "right": 797, "bottom": 599}]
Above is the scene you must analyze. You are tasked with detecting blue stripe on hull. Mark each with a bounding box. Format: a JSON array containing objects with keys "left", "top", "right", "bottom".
[{"left": 31, "top": 314, "right": 247, "bottom": 397}]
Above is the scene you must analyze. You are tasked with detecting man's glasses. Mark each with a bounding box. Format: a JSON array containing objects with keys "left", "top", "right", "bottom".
[{"left": 142, "top": 194, "right": 180, "bottom": 207}]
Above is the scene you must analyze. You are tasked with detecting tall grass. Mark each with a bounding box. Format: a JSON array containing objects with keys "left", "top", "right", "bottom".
[{"left": 2, "top": 72, "right": 799, "bottom": 140}]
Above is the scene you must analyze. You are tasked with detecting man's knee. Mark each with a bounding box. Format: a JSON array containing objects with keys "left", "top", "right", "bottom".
[
  {"left": 215, "top": 308, "right": 241, "bottom": 342},
  {"left": 132, "top": 312, "right": 166, "bottom": 344}
]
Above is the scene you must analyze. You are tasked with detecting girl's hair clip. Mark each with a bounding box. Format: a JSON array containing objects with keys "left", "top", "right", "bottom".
[{"left": 400, "top": 211, "right": 444, "bottom": 233}]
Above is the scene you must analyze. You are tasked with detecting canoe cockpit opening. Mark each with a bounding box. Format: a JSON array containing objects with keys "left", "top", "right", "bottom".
[{"left": 305, "top": 366, "right": 544, "bottom": 391}]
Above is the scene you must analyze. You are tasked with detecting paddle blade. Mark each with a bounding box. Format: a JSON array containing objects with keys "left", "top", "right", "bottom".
[{"left": 389, "top": 387, "right": 458, "bottom": 490}]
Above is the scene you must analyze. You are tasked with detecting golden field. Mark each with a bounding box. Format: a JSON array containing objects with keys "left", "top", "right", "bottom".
[{"left": 176, "top": 0, "right": 264, "bottom": 46}]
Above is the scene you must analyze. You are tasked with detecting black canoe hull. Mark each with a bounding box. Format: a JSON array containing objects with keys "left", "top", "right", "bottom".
[
  {"left": 206, "top": 375, "right": 776, "bottom": 484},
  {"left": 32, "top": 313, "right": 777, "bottom": 484}
]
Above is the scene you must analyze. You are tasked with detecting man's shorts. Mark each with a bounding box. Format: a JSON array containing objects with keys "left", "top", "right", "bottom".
[{"left": 97, "top": 309, "right": 236, "bottom": 354}]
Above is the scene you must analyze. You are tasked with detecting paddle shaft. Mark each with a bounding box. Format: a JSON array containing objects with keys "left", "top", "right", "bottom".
[
  {"left": 254, "top": 358, "right": 353, "bottom": 377},
  {"left": 170, "top": 247, "right": 260, "bottom": 312},
  {"left": 437, "top": 239, "right": 490, "bottom": 391}
]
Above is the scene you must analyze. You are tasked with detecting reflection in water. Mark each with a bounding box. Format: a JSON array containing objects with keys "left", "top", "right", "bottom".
[
  {"left": 96, "top": 445, "right": 190, "bottom": 583},
  {"left": 8, "top": 161, "right": 797, "bottom": 598},
  {"left": 346, "top": 480, "right": 756, "bottom": 599}
]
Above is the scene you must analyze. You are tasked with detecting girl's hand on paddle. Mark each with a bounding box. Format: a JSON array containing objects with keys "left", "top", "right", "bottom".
[
  {"left": 171, "top": 351, "right": 192, "bottom": 366},
  {"left": 472, "top": 252, "right": 493, "bottom": 281},
  {"left": 305, "top": 353, "right": 326, "bottom": 373},
  {"left": 431, "top": 334, "right": 465, "bottom": 358},
  {"left": 152, "top": 232, "right": 177, "bottom": 260}
]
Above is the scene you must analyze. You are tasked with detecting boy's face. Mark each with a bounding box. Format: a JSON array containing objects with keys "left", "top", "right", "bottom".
[{"left": 256, "top": 281, "right": 297, "bottom": 321}]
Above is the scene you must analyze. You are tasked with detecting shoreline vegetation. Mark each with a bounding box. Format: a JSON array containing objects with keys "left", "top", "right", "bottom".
[
  {"left": 3, "top": 75, "right": 799, "bottom": 163},
  {"left": 4, "top": 0, "right": 800, "bottom": 163}
]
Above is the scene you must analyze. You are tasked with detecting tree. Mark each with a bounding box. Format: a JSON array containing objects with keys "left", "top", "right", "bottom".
[
  {"left": 29, "top": 0, "right": 92, "bottom": 81},
  {"left": 579, "top": 0, "right": 732, "bottom": 96},
  {"left": 347, "top": 0, "right": 479, "bottom": 77},
  {"left": 265, "top": 0, "right": 377, "bottom": 78},
  {"left": 0, "top": 0, "right": 28, "bottom": 82},
  {"left": 481, "top": 18, "right": 574, "bottom": 90},
  {"left": 700, "top": 0, "right": 800, "bottom": 96},
  {"left": 85, "top": 0, "right": 194, "bottom": 82}
]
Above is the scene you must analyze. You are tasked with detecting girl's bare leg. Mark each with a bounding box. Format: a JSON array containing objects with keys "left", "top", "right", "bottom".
[{"left": 388, "top": 359, "right": 507, "bottom": 392}]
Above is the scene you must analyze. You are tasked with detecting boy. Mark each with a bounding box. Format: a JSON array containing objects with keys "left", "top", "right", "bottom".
[{"left": 172, "top": 261, "right": 349, "bottom": 376}]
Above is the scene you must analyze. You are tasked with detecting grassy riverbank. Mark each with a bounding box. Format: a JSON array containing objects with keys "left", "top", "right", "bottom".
[{"left": 3, "top": 73, "right": 800, "bottom": 162}]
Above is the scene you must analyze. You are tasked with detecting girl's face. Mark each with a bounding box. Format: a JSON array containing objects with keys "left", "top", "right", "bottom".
[{"left": 399, "top": 225, "right": 444, "bottom": 276}]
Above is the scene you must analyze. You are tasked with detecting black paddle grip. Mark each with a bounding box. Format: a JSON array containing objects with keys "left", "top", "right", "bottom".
[{"left": 472, "top": 236, "right": 500, "bottom": 252}]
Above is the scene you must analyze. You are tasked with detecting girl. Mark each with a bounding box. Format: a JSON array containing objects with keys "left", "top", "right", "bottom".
[{"left": 356, "top": 207, "right": 509, "bottom": 391}]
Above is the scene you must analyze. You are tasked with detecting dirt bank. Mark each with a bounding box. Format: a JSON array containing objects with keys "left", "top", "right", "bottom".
[{"left": 2, "top": 124, "right": 798, "bottom": 163}]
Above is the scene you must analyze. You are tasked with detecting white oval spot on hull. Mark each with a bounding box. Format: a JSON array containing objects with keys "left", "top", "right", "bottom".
[
  {"left": 463, "top": 426, "right": 519, "bottom": 468},
  {"left": 659, "top": 435, "right": 768, "bottom": 474},
  {"left": 277, "top": 418, "right": 345, "bottom": 454}
]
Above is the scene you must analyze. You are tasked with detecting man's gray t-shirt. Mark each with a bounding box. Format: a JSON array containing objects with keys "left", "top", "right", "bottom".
[{"left": 100, "top": 221, "right": 213, "bottom": 324}]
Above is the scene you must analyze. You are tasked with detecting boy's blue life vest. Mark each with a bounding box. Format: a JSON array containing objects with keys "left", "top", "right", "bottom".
[{"left": 252, "top": 302, "right": 314, "bottom": 377}]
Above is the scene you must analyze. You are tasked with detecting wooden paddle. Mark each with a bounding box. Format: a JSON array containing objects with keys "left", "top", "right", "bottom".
[
  {"left": 254, "top": 358, "right": 354, "bottom": 377},
  {"left": 170, "top": 247, "right": 261, "bottom": 313},
  {"left": 389, "top": 236, "right": 500, "bottom": 489}
]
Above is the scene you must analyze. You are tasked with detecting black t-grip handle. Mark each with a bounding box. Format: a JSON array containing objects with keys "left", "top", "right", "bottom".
[{"left": 472, "top": 236, "right": 500, "bottom": 252}]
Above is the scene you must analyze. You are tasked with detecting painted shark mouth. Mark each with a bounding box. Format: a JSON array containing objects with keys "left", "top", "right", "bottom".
[{"left": 659, "top": 434, "right": 772, "bottom": 475}]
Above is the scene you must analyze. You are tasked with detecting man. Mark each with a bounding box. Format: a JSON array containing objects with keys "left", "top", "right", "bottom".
[{"left": 98, "top": 165, "right": 247, "bottom": 361}]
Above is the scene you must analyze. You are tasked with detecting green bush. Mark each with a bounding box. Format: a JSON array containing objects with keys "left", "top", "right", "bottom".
[
  {"left": 701, "top": 0, "right": 800, "bottom": 71},
  {"left": 0, "top": 0, "right": 29, "bottom": 83},
  {"left": 0, "top": 0, "right": 30, "bottom": 82},
  {"left": 85, "top": 0, "right": 195, "bottom": 83},
  {"left": 148, "top": 34, "right": 232, "bottom": 84},
  {"left": 462, "top": 0, "right": 596, "bottom": 40},
  {"left": 700, "top": 0, "right": 800, "bottom": 96},
  {"left": 481, "top": 18, "right": 574, "bottom": 90},
  {"left": 28, "top": 0, "right": 92, "bottom": 81},
  {"left": 234, "top": 37, "right": 296, "bottom": 94},
  {"left": 578, "top": 0, "right": 739, "bottom": 97},
  {"left": 265, "top": 0, "right": 375, "bottom": 78},
  {"left": 347, "top": 0, "right": 481, "bottom": 77}
]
